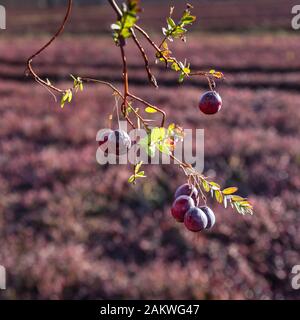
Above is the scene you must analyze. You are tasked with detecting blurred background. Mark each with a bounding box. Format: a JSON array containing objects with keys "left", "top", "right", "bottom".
[{"left": 0, "top": 0, "right": 299, "bottom": 299}]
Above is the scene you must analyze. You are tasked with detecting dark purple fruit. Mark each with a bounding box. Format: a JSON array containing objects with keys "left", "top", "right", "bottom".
[
  {"left": 184, "top": 207, "right": 208, "bottom": 232},
  {"left": 171, "top": 195, "right": 195, "bottom": 223},
  {"left": 199, "top": 91, "right": 222, "bottom": 115},
  {"left": 174, "top": 183, "right": 199, "bottom": 205},
  {"left": 199, "top": 206, "right": 216, "bottom": 229}
]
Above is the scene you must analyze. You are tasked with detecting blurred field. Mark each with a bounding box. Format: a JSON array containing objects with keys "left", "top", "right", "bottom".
[{"left": 0, "top": 0, "right": 300, "bottom": 299}]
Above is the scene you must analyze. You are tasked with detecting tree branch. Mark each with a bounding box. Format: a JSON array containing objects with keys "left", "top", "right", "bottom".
[
  {"left": 131, "top": 29, "right": 158, "bottom": 88},
  {"left": 26, "top": 0, "right": 73, "bottom": 94}
]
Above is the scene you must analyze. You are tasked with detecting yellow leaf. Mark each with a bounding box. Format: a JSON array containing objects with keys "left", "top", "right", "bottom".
[
  {"left": 202, "top": 180, "right": 210, "bottom": 192},
  {"left": 210, "top": 182, "right": 220, "bottom": 190},
  {"left": 231, "top": 195, "right": 245, "bottom": 202},
  {"left": 213, "top": 71, "right": 224, "bottom": 79},
  {"left": 145, "top": 107, "right": 157, "bottom": 113},
  {"left": 222, "top": 187, "right": 238, "bottom": 195},
  {"left": 215, "top": 190, "right": 223, "bottom": 203}
]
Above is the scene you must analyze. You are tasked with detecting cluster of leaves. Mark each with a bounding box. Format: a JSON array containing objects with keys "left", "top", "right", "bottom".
[
  {"left": 139, "top": 124, "right": 184, "bottom": 158},
  {"left": 156, "top": 5, "right": 196, "bottom": 83},
  {"left": 162, "top": 4, "right": 196, "bottom": 42},
  {"left": 156, "top": 42, "right": 191, "bottom": 83},
  {"left": 199, "top": 179, "right": 253, "bottom": 215},
  {"left": 60, "top": 89, "right": 73, "bottom": 109},
  {"left": 111, "top": 0, "right": 141, "bottom": 45},
  {"left": 157, "top": 6, "right": 225, "bottom": 84},
  {"left": 71, "top": 74, "right": 84, "bottom": 92},
  {"left": 60, "top": 75, "right": 84, "bottom": 108},
  {"left": 209, "top": 69, "right": 225, "bottom": 80},
  {"left": 171, "top": 59, "right": 191, "bottom": 83}
]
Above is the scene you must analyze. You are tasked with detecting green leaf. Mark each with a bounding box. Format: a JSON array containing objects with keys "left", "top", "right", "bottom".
[
  {"left": 178, "top": 72, "right": 185, "bottom": 83},
  {"left": 157, "top": 143, "right": 170, "bottom": 155},
  {"left": 68, "top": 91, "right": 72, "bottom": 103},
  {"left": 181, "top": 15, "right": 196, "bottom": 25},
  {"left": 139, "top": 135, "right": 150, "bottom": 151},
  {"left": 150, "top": 127, "right": 165, "bottom": 143},
  {"left": 128, "top": 175, "right": 135, "bottom": 183},
  {"left": 171, "top": 62, "right": 181, "bottom": 71},
  {"left": 167, "top": 17, "right": 176, "bottom": 29},
  {"left": 135, "top": 161, "right": 143, "bottom": 174},
  {"left": 136, "top": 172, "right": 146, "bottom": 178},
  {"left": 147, "top": 145, "right": 156, "bottom": 158},
  {"left": 168, "top": 123, "right": 175, "bottom": 133},
  {"left": 60, "top": 90, "right": 72, "bottom": 108},
  {"left": 111, "top": 1, "right": 140, "bottom": 44}
]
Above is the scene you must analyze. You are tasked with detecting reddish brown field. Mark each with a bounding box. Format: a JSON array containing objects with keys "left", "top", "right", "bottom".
[{"left": 0, "top": 1, "right": 299, "bottom": 300}]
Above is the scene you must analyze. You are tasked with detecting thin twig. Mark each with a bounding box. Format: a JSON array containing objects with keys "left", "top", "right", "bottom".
[
  {"left": 134, "top": 25, "right": 168, "bottom": 66},
  {"left": 107, "top": 0, "right": 122, "bottom": 19},
  {"left": 128, "top": 92, "right": 166, "bottom": 128},
  {"left": 131, "top": 29, "right": 158, "bottom": 88},
  {"left": 81, "top": 77, "right": 136, "bottom": 129}
]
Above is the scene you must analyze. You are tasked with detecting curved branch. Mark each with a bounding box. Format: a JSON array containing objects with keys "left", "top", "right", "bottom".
[
  {"left": 81, "top": 77, "right": 135, "bottom": 129},
  {"left": 26, "top": 0, "right": 73, "bottom": 93},
  {"left": 131, "top": 29, "right": 158, "bottom": 88},
  {"left": 134, "top": 24, "right": 168, "bottom": 66}
]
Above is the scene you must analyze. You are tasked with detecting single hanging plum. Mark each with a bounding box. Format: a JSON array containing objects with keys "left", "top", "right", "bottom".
[{"left": 199, "top": 91, "right": 222, "bottom": 115}]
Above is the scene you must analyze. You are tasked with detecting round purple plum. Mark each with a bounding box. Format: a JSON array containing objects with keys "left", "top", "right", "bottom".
[
  {"left": 199, "top": 206, "right": 216, "bottom": 229},
  {"left": 184, "top": 207, "right": 208, "bottom": 232},
  {"left": 171, "top": 195, "right": 195, "bottom": 223},
  {"left": 174, "top": 183, "right": 199, "bottom": 205},
  {"left": 199, "top": 91, "right": 222, "bottom": 115}
]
